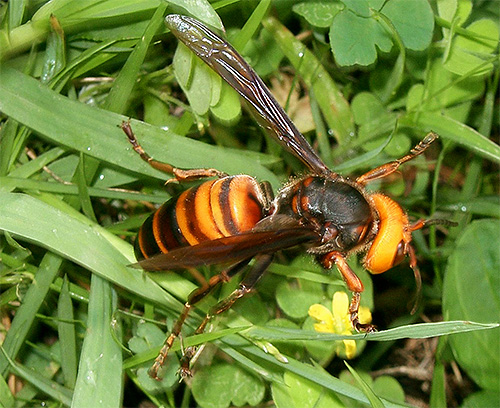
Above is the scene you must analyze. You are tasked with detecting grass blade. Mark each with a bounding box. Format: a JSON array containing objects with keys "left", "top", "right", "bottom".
[
  {"left": 72, "top": 275, "right": 122, "bottom": 407},
  {"left": 0, "top": 67, "right": 280, "bottom": 186}
]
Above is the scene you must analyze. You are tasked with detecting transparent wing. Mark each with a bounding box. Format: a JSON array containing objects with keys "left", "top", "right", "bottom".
[
  {"left": 165, "top": 14, "right": 332, "bottom": 176},
  {"left": 132, "top": 227, "right": 318, "bottom": 271}
]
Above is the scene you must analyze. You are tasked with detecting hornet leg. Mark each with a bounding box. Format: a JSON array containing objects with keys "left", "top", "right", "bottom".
[
  {"left": 179, "top": 253, "right": 274, "bottom": 378},
  {"left": 321, "top": 251, "right": 376, "bottom": 333},
  {"left": 149, "top": 258, "right": 250, "bottom": 380},
  {"left": 121, "top": 121, "right": 227, "bottom": 183},
  {"left": 356, "top": 132, "right": 437, "bottom": 186}
]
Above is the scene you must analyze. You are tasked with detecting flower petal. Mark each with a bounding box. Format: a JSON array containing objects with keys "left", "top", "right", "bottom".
[
  {"left": 313, "top": 322, "right": 334, "bottom": 333},
  {"left": 343, "top": 339, "right": 357, "bottom": 359},
  {"left": 331, "top": 292, "right": 349, "bottom": 318},
  {"left": 308, "top": 304, "right": 334, "bottom": 324}
]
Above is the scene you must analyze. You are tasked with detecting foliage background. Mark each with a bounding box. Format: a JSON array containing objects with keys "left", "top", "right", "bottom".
[{"left": 0, "top": 0, "right": 499, "bottom": 407}]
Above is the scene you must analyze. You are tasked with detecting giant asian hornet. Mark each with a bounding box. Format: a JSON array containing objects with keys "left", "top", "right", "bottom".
[{"left": 123, "top": 14, "right": 446, "bottom": 379}]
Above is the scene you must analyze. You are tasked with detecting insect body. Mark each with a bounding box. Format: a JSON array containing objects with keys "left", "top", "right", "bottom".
[
  {"left": 124, "top": 14, "right": 442, "bottom": 379},
  {"left": 133, "top": 175, "right": 268, "bottom": 259}
]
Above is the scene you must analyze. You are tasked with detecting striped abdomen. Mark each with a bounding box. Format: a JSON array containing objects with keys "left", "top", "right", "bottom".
[{"left": 134, "top": 175, "right": 266, "bottom": 260}]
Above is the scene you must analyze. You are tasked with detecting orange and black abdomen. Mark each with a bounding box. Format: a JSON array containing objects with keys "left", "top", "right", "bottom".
[{"left": 134, "top": 175, "right": 266, "bottom": 260}]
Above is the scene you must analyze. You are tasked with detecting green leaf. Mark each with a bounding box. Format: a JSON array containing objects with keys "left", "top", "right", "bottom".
[
  {"left": 172, "top": 42, "right": 194, "bottom": 89},
  {"left": 275, "top": 279, "right": 323, "bottom": 319},
  {"left": 443, "top": 219, "right": 500, "bottom": 392},
  {"left": 372, "top": 376, "right": 405, "bottom": 404},
  {"left": 443, "top": 18, "right": 499, "bottom": 77},
  {"left": 351, "top": 92, "right": 388, "bottom": 125},
  {"left": 272, "top": 371, "right": 344, "bottom": 408},
  {"left": 381, "top": 0, "right": 434, "bottom": 51},
  {"left": 436, "top": 0, "right": 472, "bottom": 28},
  {"left": 191, "top": 363, "right": 265, "bottom": 408},
  {"left": 209, "top": 79, "right": 242, "bottom": 125},
  {"left": 293, "top": 2, "right": 343, "bottom": 28},
  {"left": 462, "top": 390, "right": 500, "bottom": 408},
  {"left": 176, "top": 55, "right": 215, "bottom": 116},
  {"left": 406, "top": 59, "right": 485, "bottom": 112},
  {"left": 330, "top": 9, "right": 392, "bottom": 67},
  {"left": 344, "top": 0, "right": 385, "bottom": 17},
  {"left": 128, "top": 322, "right": 166, "bottom": 355}
]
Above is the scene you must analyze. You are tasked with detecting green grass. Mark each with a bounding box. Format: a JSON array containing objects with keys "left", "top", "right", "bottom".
[{"left": 0, "top": 1, "right": 499, "bottom": 407}]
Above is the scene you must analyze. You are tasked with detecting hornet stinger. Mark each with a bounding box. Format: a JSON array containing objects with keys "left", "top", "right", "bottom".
[{"left": 122, "top": 14, "right": 447, "bottom": 379}]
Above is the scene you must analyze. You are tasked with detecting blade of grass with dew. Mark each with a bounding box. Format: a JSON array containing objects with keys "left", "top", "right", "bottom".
[
  {"left": 345, "top": 361, "right": 384, "bottom": 408},
  {"left": 0, "top": 253, "right": 62, "bottom": 375},
  {"left": 7, "top": 147, "right": 66, "bottom": 179},
  {"left": 0, "top": 67, "right": 280, "bottom": 187},
  {"left": 104, "top": 2, "right": 168, "bottom": 114},
  {"left": 0, "top": 192, "right": 181, "bottom": 309},
  {"left": 245, "top": 321, "right": 499, "bottom": 341},
  {"left": 52, "top": 276, "right": 90, "bottom": 304},
  {"left": 0, "top": 347, "right": 73, "bottom": 406},
  {"left": 75, "top": 153, "right": 97, "bottom": 222},
  {"left": 0, "top": 177, "right": 170, "bottom": 203},
  {"left": 58, "top": 275, "right": 78, "bottom": 389},
  {"left": 72, "top": 275, "right": 121, "bottom": 407}
]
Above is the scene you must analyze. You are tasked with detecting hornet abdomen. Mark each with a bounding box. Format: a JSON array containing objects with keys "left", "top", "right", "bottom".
[{"left": 135, "top": 175, "right": 266, "bottom": 259}]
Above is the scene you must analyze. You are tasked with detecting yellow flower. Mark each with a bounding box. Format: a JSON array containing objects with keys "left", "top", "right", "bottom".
[{"left": 308, "top": 292, "right": 372, "bottom": 359}]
